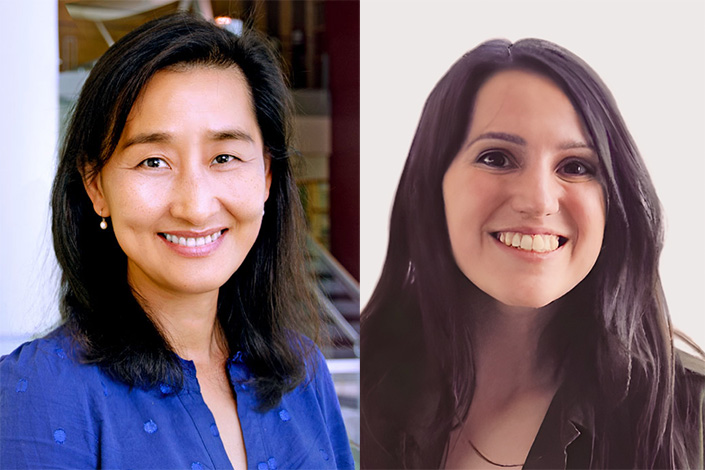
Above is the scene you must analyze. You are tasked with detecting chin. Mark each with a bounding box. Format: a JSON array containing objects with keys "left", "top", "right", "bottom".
[
  {"left": 490, "top": 288, "right": 564, "bottom": 310},
  {"left": 164, "top": 275, "right": 233, "bottom": 296}
]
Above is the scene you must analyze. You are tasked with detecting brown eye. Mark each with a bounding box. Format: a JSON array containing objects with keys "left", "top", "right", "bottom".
[
  {"left": 560, "top": 160, "right": 595, "bottom": 177},
  {"left": 477, "top": 151, "right": 512, "bottom": 168},
  {"left": 139, "top": 157, "right": 168, "bottom": 169},
  {"left": 212, "top": 154, "right": 237, "bottom": 165}
]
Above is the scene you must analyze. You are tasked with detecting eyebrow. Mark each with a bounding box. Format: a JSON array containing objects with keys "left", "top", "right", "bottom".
[
  {"left": 120, "top": 129, "right": 255, "bottom": 150},
  {"left": 467, "top": 132, "right": 526, "bottom": 148},
  {"left": 465, "top": 132, "right": 594, "bottom": 151}
]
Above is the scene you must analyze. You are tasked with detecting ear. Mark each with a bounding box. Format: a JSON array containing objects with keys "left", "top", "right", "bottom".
[
  {"left": 263, "top": 152, "right": 272, "bottom": 202},
  {"left": 81, "top": 166, "right": 110, "bottom": 217}
]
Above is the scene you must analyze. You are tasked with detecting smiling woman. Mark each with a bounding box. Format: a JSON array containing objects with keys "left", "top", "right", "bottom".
[
  {"left": 0, "top": 13, "right": 353, "bottom": 470},
  {"left": 84, "top": 67, "right": 270, "bottom": 300},
  {"left": 361, "top": 39, "right": 705, "bottom": 469},
  {"left": 442, "top": 71, "right": 606, "bottom": 310}
]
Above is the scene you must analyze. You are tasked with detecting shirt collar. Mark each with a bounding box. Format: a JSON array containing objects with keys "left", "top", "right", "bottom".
[{"left": 523, "top": 381, "right": 595, "bottom": 469}]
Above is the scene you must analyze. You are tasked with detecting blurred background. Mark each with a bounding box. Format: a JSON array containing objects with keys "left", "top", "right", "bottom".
[{"left": 0, "top": 0, "right": 359, "bottom": 463}]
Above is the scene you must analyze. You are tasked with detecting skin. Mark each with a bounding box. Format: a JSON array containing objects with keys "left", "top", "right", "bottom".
[
  {"left": 443, "top": 70, "right": 605, "bottom": 311},
  {"left": 442, "top": 70, "right": 606, "bottom": 468},
  {"left": 84, "top": 66, "right": 271, "bottom": 468}
]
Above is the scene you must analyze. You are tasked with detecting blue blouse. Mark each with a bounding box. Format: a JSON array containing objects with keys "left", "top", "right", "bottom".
[{"left": 0, "top": 327, "right": 354, "bottom": 469}]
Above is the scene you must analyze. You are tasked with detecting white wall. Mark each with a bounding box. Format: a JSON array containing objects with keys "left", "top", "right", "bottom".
[
  {"left": 360, "top": 0, "right": 705, "bottom": 348},
  {"left": 0, "top": 1, "right": 60, "bottom": 354}
]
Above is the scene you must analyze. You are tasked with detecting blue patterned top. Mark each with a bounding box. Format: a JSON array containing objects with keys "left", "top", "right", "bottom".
[{"left": 0, "top": 327, "right": 354, "bottom": 469}]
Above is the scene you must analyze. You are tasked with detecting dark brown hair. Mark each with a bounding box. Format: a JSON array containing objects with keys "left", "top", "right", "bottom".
[{"left": 362, "top": 38, "right": 698, "bottom": 468}]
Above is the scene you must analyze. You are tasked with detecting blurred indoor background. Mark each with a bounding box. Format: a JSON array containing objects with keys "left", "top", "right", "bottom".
[{"left": 0, "top": 0, "right": 359, "bottom": 463}]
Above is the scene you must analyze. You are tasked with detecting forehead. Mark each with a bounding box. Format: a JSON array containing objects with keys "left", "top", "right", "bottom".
[
  {"left": 132, "top": 65, "right": 253, "bottom": 113},
  {"left": 468, "top": 69, "right": 587, "bottom": 142},
  {"left": 118, "top": 65, "right": 261, "bottom": 143}
]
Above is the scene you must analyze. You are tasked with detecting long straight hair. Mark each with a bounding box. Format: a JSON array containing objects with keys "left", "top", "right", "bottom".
[
  {"left": 52, "top": 13, "right": 319, "bottom": 410},
  {"left": 362, "top": 38, "right": 694, "bottom": 468}
]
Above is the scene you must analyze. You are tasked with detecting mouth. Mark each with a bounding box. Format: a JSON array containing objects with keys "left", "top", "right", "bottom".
[
  {"left": 491, "top": 231, "right": 568, "bottom": 254},
  {"left": 158, "top": 229, "right": 227, "bottom": 247}
]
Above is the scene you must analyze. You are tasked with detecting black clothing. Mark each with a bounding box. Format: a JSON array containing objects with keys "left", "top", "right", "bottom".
[{"left": 362, "top": 350, "right": 705, "bottom": 469}]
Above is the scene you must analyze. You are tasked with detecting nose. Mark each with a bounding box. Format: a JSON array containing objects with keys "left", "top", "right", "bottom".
[
  {"left": 509, "top": 164, "right": 560, "bottom": 217},
  {"left": 169, "top": 166, "right": 218, "bottom": 226}
]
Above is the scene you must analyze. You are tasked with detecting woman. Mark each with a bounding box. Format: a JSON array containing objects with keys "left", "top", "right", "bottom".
[
  {"left": 361, "top": 39, "right": 705, "bottom": 469},
  {"left": 0, "top": 13, "right": 354, "bottom": 470}
]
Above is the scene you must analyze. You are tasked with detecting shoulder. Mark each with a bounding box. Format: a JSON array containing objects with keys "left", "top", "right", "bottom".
[
  {"left": 675, "top": 348, "right": 705, "bottom": 400},
  {"left": 0, "top": 326, "right": 94, "bottom": 385},
  {"left": 289, "top": 339, "right": 339, "bottom": 409},
  {"left": 286, "top": 333, "right": 333, "bottom": 388},
  {"left": 0, "top": 326, "right": 107, "bottom": 467},
  {"left": 0, "top": 325, "right": 108, "bottom": 412},
  {"left": 276, "top": 341, "right": 356, "bottom": 469},
  {"left": 674, "top": 349, "right": 705, "bottom": 467},
  {"left": 675, "top": 348, "right": 705, "bottom": 404},
  {"left": 677, "top": 348, "right": 705, "bottom": 377}
]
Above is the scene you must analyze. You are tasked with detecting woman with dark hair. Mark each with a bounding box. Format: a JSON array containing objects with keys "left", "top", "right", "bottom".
[
  {"left": 361, "top": 39, "right": 705, "bottom": 469},
  {"left": 0, "top": 13, "right": 353, "bottom": 469}
]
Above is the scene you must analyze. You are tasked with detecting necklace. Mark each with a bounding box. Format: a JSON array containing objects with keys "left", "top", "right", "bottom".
[{"left": 467, "top": 437, "right": 525, "bottom": 468}]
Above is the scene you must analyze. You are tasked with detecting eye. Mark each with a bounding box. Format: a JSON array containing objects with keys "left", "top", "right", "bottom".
[
  {"left": 139, "top": 157, "right": 168, "bottom": 169},
  {"left": 212, "top": 154, "right": 238, "bottom": 165},
  {"left": 477, "top": 151, "right": 513, "bottom": 169},
  {"left": 559, "top": 159, "right": 595, "bottom": 177}
]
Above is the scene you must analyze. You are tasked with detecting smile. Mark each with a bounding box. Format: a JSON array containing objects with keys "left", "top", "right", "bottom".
[
  {"left": 159, "top": 229, "right": 225, "bottom": 247},
  {"left": 492, "top": 231, "right": 567, "bottom": 253}
]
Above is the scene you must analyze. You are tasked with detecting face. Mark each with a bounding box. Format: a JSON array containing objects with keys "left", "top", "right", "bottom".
[
  {"left": 442, "top": 70, "right": 605, "bottom": 309},
  {"left": 84, "top": 66, "right": 271, "bottom": 299}
]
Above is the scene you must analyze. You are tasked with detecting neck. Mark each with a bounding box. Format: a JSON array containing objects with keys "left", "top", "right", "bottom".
[
  {"left": 130, "top": 280, "right": 227, "bottom": 365},
  {"left": 469, "top": 295, "right": 563, "bottom": 396}
]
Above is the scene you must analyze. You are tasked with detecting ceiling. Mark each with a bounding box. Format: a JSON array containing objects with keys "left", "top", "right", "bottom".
[{"left": 58, "top": 0, "right": 274, "bottom": 71}]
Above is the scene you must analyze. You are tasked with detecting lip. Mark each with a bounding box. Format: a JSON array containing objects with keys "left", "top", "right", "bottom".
[
  {"left": 157, "top": 228, "right": 227, "bottom": 258},
  {"left": 492, "top": 226, "right": 568, "bottom": 238},
  {"left": 159, "top": 228, "right": 225, "bottom": 238}
]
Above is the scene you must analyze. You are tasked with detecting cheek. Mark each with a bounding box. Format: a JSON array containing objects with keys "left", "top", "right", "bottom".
[
  {"left": 443, "top": 169, "right": 499, "bottom": 234},
  {"left": 443, "top": 169, "right": 501, "bottom": 270},
  {"left": 570, "top": 184, "right": 607, "bottom": 259},
  {"left": 104, "top": 178, "right": 163, "bottom": 225},
  {"left": 221, "top": 174, "right": 269, "bottom": 216}
]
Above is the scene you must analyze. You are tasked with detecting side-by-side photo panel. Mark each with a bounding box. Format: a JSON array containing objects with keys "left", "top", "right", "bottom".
[{"left": 360, "top": 1, "right": 705, "bottom": 468}]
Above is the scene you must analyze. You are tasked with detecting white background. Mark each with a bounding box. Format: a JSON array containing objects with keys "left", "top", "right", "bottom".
[
  {"left": 360, "top": 0, "right": 705, "bottom": 348},
  {"left": 0, "top": 1, "right": 59, "bottom": 354}
]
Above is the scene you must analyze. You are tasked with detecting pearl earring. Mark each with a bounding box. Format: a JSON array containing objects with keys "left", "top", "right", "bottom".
[{"left": 99, "top": 210, "right": 108, "bottom": 230}]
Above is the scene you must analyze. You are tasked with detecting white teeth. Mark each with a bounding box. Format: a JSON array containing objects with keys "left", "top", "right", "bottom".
[
  {"left": 162, "top": 230, "right": 223, "bottom": 247},
  {"left": 520, "top": 234, "right": 533, "bottom": 250},
  {"left": 511, "top": 233, "right": 521, "bottom": 247},
  {"left": 495, "top": 231, "right": 562, "bottom": 253},
  {"left": 550, "top": 236, "right": 559, "bottom": 251},
  {"left": 532, "top": 234, "right": 545, "bottom": 252}
]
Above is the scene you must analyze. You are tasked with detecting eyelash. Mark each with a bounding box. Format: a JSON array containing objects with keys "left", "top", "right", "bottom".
[
  {"left": 476, "top": 151, "right": 597, "bottom": 178},
  {"left": 137, "top": 154, "right": 241, "bottom": 169},
  {"left": 477, "top": 150, "right": 514, "bottom": 169},
  {"left": 212, "top": 154, "right": 239, "bottom": 165},
  {"left": 559, "top": 159, "right": 595, "bottom": 177},
  {"left": 139, "top": 157, "right": 168, "bottom": 169}
]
